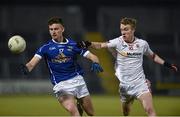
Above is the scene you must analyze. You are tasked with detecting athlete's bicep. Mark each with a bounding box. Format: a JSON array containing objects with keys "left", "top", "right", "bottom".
[
  {"left": 144, "top": 40, "right": 154, "bottom": 56},
  {"left": 107, "top": 38, "right": 119, "bottom": 48},
  {"left": 147, "top": 52, "right": 155, "bottom": 60}
]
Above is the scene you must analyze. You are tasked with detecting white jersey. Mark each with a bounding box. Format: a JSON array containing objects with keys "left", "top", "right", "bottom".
[{"left": 107, "top": 36, "right": 153, "bottom": 85}]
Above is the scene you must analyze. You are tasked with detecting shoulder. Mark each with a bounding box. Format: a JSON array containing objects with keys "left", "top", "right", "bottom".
[
  {"left": 38, "top": 40, "right": 53, "bottom": 50},
  {"left": 113, "top": 36, "right": 122, "bottom": 41},
  {"left": 135, "top": 37, "right": 149, "bottom": 45},
  {"left": 66, "top": 38, "right": 80, "bottom": 48},
  {"left": 109, "top": 36, "right": 122, "bottom": 43},
  {"left": 66, "top": 38, "right": 78, "bottom": 46}
]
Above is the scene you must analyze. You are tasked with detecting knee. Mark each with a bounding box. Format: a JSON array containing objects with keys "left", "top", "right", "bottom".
[
  {"left": 65, "top": 104, "right": 78, "bottom": 115},
  {"left": 84, "top": 107, "right": 94, "bottom": 116},
  {"left": 86, "top": 110, "right": 94, "bottom": 116},
  {"left": 81, "top": 101, "right": 94, "bottom": 116}
]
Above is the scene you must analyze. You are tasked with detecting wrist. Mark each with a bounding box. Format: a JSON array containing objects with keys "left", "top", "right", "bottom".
[
  {"left": 163, "top": 61, "right": 172, "bottom": 68},
  {"left": 85, "top": 41, "right": 92, "bottom": 47},
  {"left": 20, "top": 64, "right": 29, "bottom": 75}
]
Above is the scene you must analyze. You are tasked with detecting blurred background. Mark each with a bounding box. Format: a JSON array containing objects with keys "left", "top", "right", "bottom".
[{"left": 0, "top": 0, "right": 180, "bottom": 115}]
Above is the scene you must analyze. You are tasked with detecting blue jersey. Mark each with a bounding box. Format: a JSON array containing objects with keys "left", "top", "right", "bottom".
[{"left": 35, "top": 38, "right": 89, "bottom": 85}]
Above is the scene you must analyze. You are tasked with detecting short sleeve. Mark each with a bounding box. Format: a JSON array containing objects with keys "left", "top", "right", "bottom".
[
  {"left": 35, "top": 45, "right": 46, "bottom": 59},
  {"left": 107, "top": 38, "right": 119, "bottom": 48},
  {"left": 144, "top": 40, "right": 154, "bottom": 56}
]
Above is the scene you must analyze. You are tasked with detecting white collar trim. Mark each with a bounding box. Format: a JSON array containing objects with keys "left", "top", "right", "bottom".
[{"left": 52, "top": 38, "right": 69, "bottom": 44}]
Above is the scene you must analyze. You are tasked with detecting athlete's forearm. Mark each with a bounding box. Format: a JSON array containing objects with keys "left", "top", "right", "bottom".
[
  {"left": 26, "top": 62, "right": 34, "bottom": 72},
  {"left": 86, "top": 52, "right": 100, "bottom": 63},
  {"left": 91, "top": 42, "right": 101, "bottom": 49},
  {"left": 150, "top": 53, "right": 178, "bottom": 72},
  {"left": 91, "top": 42, "right": 107, "bottom": 49},
  {"left": 153, "top": 54, "right": 164, "bottom": 65},
  {"left": 26, "top": 56, "right": 41, "bottom": 72}
]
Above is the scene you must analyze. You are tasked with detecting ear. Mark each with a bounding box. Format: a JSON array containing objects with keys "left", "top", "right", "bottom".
[
  {"left": 62, "top": 27, "right": 65, "bottom": 32},
  {"left": 132, "top": 28, "right": 135, "bottom": 33}
]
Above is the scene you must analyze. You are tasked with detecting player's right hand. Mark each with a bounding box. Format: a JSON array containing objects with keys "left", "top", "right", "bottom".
[
  {"left": 19, "top": 64, "right": 29, "bottom": 75},
  {"left": 77, "top": 41, "right": 92, "bottom": 49}
]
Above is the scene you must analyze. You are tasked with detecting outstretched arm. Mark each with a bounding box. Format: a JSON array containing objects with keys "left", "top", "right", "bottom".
[
  {"left": 20, "top": 56, "right": 41, "bottom": 74},
  {"left": 77, "top": 41, "right": 108, "bottom": 49},
  {"left": 91, "top": 42, "right": 108, "bottom": 49},
  {"left": 26, "top": 56, "right": 41, "bottom": 72},
  {"left": 148, "top": 53, "right": 164, "bottom": 65},
  {"left": 148, "top": 53, "right": 178, "bottom": 72}
]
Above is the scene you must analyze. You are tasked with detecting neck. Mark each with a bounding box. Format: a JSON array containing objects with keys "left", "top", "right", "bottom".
[
  {"left": 125, "top": 36, "right": 135, "bottom": 43},
  {"left": 54, "top": 36, "right": 66, "bottom": 43}
]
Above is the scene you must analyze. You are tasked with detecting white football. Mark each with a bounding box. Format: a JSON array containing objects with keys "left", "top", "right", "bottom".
[{"left": 8, "top": 35, "right": 26, "bottom": 54}]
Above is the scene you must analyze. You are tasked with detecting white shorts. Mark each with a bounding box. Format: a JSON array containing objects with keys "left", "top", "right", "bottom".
[
  {"left": 119, "top": 80, "right": 150, "bottom": 103},
  {"left": 53, "top": 75, "right": 90, "bottom": 99}
]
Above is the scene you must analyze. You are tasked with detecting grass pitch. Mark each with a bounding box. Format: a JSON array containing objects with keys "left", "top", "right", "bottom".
[{"left": 0, "top": 94, "right": 180, "bottom": 116}]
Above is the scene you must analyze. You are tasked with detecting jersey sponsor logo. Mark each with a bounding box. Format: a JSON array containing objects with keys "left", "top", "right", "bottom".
[
  {"left": 52, "top": 52, "right": 71, "bottom": 63},
  {"left": 118, "top": 51, "right": 142, "bottom": 58}
]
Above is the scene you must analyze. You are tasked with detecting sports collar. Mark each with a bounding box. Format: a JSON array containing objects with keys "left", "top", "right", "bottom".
[{"left": 52, "top": 38, "right": 69, "bottom": 44}]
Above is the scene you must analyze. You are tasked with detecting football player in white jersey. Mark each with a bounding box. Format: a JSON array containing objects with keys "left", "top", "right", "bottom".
[
  {"left": 20, "top": 17, "right": 103, "bottom": 116},
  {"left": 77, "top": 17, "right": 178, "bottom": 116}
]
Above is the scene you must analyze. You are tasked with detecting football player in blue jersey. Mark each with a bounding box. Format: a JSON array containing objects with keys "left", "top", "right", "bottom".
[{"left": 20, "top": 17, "right": 103, "bottom": 116}]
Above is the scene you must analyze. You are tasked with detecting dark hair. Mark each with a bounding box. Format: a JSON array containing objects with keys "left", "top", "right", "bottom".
[
  {"left": 48, "top": 17, "right": 64, "bottom": 26},
  {"left": 120, "top": 17, "right": 137, "bottom": 29}
]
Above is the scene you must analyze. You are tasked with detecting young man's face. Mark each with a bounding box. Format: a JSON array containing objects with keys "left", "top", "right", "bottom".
[
  {"left": 49, "top": 23, "right": 64, "bottom": 40},
  {"left": 120, "top": 24, "right": 135, "bottom": 42}
]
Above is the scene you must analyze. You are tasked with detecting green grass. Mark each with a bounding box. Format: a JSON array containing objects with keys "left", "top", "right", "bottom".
[{"left": 0, "top": 94, "right": 180, "bottom": 116}]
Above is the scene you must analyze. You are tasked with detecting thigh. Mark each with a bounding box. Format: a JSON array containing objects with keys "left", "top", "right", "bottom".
[
  {"left": 80, "top": 95, "right": 94, "bottom": 115},
  {"left": 119, "top": 85, "right": 135, "bottom": 103},
  {"left": 58, "top": 94, "right": 77, "bottom": 110},
  {"left": 138, "top": 92, "right": 154, "bottom": 109}
]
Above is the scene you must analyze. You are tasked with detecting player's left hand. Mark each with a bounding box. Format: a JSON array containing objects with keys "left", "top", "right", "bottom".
[
  {"left": 164, "top": 62, "right": 178, "bottom": 72},
  {"left": 171, "top": 64, "right": 178, "bottom": 72},
  {"left": 91, "top": 62, "right": 103, "bottom": 73}
]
